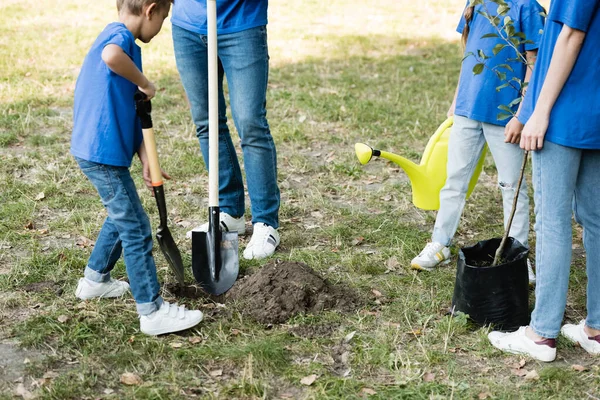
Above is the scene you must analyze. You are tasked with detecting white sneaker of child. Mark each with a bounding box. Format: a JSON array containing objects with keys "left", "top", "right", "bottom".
[
  {"left": 186, "top": 212, "right": 246, "bottom": 239},
  {"left": 140, "top": 301, "right": 203, "bottom": 336},
  {"left": 410, "top": 242, "right": 451, "bottom": 271},
  {"left": 243, "top": 223, "right": 280, "bottom": 260},
  {"left": 75, "top": 278, "right": 130, "bottom": 300}
]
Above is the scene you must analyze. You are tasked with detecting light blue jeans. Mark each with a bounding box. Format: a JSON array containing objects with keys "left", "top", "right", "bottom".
[
  {"left": 432, "top": 115, "right": 529, "bottom": 247},
  {"left": 172, "top": 25, "right": 280, "bottom": 228},
  {"left": 530, "top": 141, "right": 600, "bottom": 338},
  {"left": 76, "top": 157, "right": 163, "bottom": 316}
]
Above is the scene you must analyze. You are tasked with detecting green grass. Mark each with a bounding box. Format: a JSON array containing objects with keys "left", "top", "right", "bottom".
[{"left": 1, "top": 0, "right": 597, "bottom": 399}]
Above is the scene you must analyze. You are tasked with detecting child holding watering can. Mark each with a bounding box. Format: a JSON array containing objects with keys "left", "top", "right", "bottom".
[
  {"left": 411, "top": 0, "right": 544, "bottom": 286},
  {"left": 489, "top": 0, "right": 600, "bottom": 363},
  {"left": 71, "top": 0, "right": 202, "bottom": 336}
]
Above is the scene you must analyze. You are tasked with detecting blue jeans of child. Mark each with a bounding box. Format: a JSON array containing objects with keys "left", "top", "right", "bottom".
[
  {"left": 432, "top": 115, "right": 529, "bottom": 247},
  {"left": 172, "top": 24, "right": 280, "bottom": 228},
  {"left": 529, "top": 142, "right": 600, "bottom": 338},
  {"left": 75, "top": 157, "right": 163, "bottom": 315}
]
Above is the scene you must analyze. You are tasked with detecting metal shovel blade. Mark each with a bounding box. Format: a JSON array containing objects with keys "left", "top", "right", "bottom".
[
  {"left": 153, "top": 185, "right": 185, "bottom": 286},
  {"left": 156, "top": 227, "right": 185, "bottom": 285},
  {"left": 191, "top": 227, "right": 239, "bottom": 296}
]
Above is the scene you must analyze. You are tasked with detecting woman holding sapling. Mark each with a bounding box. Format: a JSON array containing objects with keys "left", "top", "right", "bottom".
[
  {"left": 411, "top": 0, "right": 544, "bottom": 287},
  {"left": 489, "top": 0, "right": 600, "bottom": 363}
]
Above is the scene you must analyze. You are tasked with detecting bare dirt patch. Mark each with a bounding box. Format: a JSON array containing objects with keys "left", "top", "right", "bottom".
[{"left": 227, "top": 260, "right": 362, "bottom": 324}]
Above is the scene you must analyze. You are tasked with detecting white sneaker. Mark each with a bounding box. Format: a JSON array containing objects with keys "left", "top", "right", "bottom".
[
  {"left": 411, "top": 242, "right": 451, "bottom": 271},
  {"left": 527, "top": 259, "right": 536, "bottom": 286},
  {"left": 561, "top": 320, "right": 600, "bottom": 355},
  {"left": 186, "top": 212, "right": 246, "bottom": 239},
  {"left": 75, "top": 278, "right": 130, "bottom": 300},
  {"left": 488, "top": 326, "right": 556, "bottom": 362},
  {"left": 140, "top": 301, "right": 203, "bottom": 336},
  {"left": 242, "top": 223, "right": 280, "bottom": 260}
]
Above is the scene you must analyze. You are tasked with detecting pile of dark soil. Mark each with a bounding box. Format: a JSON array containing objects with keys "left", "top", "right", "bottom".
[{"left": 226, "top": 260, "right": 361, "bottom": 324}]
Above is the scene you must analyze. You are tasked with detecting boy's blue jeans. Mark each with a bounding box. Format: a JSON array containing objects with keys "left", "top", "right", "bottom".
[
  {"left": 172, "top": 24, "right": 280, "bottom": 228},
  {"left": 75, "top": 157, "right": 163, "bottom": 316},
  {"left": 530, "top": 142, "right": 600, "bottom": 338}
]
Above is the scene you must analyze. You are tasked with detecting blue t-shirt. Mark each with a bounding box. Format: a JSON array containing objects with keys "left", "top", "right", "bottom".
[
  {"left": 455, "top": 0, "right": 544, "bottom": 126},
  {"left": 71, "top": 22, "right": 143, "bottom": 167},
  {"left": 519, "top": 0, "right": 600, "bottom": 149},
  {"left": 171, "top": 0, "right": 268, "bottom": 35}
]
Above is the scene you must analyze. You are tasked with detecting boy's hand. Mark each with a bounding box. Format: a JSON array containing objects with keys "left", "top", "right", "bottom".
[
  {"left": 139, "top": 80, "right": 156, "bottom": 100},
  {"left": 504, "top": 116, "right": 523, "bottom": 144},
  {"left": 139, "top": 153, "right": 172, "bottom": 192}
]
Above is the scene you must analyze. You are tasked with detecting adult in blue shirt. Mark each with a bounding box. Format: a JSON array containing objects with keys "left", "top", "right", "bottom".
[
  {"left": 172, "top": 0, "right": 281, "bottom": 260},
  {"left": 489, "top": 0, "right": 600, "bottom": 362}
]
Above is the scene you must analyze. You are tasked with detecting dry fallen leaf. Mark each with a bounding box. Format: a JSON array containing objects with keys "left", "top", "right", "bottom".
[
  {"left": 524, "top": 370, "right": 539, "bottom": 381},
  {"left": 42, "top": 371, "right": 59, "bottom": 379},
  {"left": 478, "top": 392, "right": 492, "bottom": 399},
  {"left": 423, "top": 372, "right": 436, "bottom": 382},
  {"left": 57, "top": 315, "right": 69, "bottom": 323},
  {"left": 103, "top": 388, "right": 115, "bottom": 395},
  {"left": 209, "top": 369, "right": 223, "bottom": 377},
  {"left": 120, "top": 372, "right": 143, "bottom": 386},
  {"left": 35, "top": 192, "right": 45, "bottom": 201},
  {"left": 14, "top": 383, "right": 34, "bottom": 399},
  {"left": 169, "top": 342, "right": 183, "bottom": 349},
  {"left": 231, "top": 329, "right": 242, "bottom": 336},
  {"left": 371, "top": 289, "right": 382, "bottom": 298},
  {"left": 519, "top": 358, "right": 526, "bottom": 368},
  {"left": 572, "top": 364, "right": 588, "bottom": 372},
  {"left": 512, "top": 368, "right": 529, "bottom": 377},
  {"left": 344, "top": 331, "right": 356, "bottom": 343},
  {"left": 300, "top": 374, "right": 318, "bottom": 386},
  {"left": 360, "top": 387, "right": 377, "bottom": 397},
  {"left": 351, "top": 237, "right": 364, "bottom": 246},
  {"left": 188, "top": 337, "right": 202, "bottom": 344}
]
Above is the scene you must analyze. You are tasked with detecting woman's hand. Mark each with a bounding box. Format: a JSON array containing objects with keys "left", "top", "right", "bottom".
[
  {"left": 520, "top": 111, "right": 549, "bottom": 151},
  {"left": 504, "top": 116, "right": 524, "bottom": 144}
]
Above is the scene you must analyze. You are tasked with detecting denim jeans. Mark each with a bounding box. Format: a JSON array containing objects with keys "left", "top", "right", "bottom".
[
  {"left": 529, "top": 142, "right": 600, "bottom": 338},
  {"left": 75, "top": 157, "right": 163, "bottom": 315},
  {"left": 432, "top": 115, "right": 529, "bottom": 246},
  {"left": 172, "top": 24, "right": 280, "bottom": 228}
]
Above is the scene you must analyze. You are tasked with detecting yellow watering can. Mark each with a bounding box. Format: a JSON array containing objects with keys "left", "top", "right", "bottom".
[{"left": 355, "top": 117, "right": 487, "bottom": 211}]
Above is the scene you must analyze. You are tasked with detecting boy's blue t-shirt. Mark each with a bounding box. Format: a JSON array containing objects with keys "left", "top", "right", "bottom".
[
  {"left": 171, "top": 0, "right": 268, "bottom": 35},
  {"left": 71, "top": 22, "right": 143, "bottom": 167},
  {"left": 519, "top": 0, "right": 600, "bottom": 149},
  {"left": 455, "top": 0, "right": 545, "bottom": 127}
]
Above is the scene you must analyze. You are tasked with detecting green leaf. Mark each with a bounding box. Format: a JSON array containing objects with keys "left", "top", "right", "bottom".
[
  {"left": 472, "top": 63, "right": 485, "bottom": 75},
  {"left": 498, "top": 104, "right": 513, "bottom": 113},
  {"left": 497, "top": 63, "right": 514, "bottom": 72},
  {"left": 496, "top": 82, "right": 511, "bottom": 91},
  {"left": 462, "top": 51, "right": 474, "bottom": 62},
  {"left": 478, "top": 49, "right": 489, "bottom": 60},
  {"left": 496, "top": 71, "right": 507, "bottom": 81},
  {"left": 498, "top": 5, "right": 510, "bottom": 16},
  {"left": 481, "top": 33, "right": 499, "bottom": 39},
  {"left": 497, "top": 112, "right": 514, "bottom": 121},
  {"left": 508, "top": 97, "right": 523, "bottom": 107},
  {"left": 492, "top": 43, "right": 507, "bottom": 56}
]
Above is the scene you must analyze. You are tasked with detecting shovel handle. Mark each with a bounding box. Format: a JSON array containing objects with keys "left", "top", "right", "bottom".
[
  {"left": 207, "top": 0, "right": 219, "bottom": 207},
  {"left": 134, "top": 91, "right": 163, "bottom": 187}
]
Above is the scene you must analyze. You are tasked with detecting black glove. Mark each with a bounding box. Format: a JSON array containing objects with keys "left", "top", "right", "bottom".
[{"left": 134, "top": 90, "right": 152, "bottom": 129}]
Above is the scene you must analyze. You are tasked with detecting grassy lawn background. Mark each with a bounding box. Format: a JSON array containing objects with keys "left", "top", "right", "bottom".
[{"left": 1, "top": 0, "right": 598, "bottom": 399}]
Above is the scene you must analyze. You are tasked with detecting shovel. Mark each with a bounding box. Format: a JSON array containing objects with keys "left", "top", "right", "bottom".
[
  {"left": 134, "top": 91, "right": 185, "bottom": 286},
  {"left": 191, "top": 0, "right": 239, "bottom": 296}
]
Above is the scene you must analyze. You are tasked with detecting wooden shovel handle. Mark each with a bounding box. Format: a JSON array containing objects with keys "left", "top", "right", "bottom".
[{"left": 142, "top": 127, "right": 163, "bottom": 187}]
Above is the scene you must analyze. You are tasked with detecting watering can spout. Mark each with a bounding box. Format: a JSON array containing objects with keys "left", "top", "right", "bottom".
[{"left": 355, "top": 143, "right": 424, "bottom": 180}]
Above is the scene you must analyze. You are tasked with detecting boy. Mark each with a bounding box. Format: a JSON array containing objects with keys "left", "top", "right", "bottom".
[{"left": 71, "top": 0, "right": 202, "bottom": 336}]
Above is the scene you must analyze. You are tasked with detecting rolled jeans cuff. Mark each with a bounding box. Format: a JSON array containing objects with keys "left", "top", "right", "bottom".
[
  {"left": 83, "top": 266, "right": 111, "bottom": 283},
  {"left": 136, "top": 296, "right": 164, "bottom": 316}
]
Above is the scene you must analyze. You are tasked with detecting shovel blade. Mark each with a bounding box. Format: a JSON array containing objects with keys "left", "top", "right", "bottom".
[
  {"left": 192, "top": 230, "right": 239, "bottom": 295},
  {"left": 156, "top": 227, "right": 186, "bottom": 286}
]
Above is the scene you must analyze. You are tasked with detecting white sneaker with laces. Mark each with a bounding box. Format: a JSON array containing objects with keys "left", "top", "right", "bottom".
[
  {"left": 243, "top": 223, "right": 280, "bottom": 260},
  {"left": 561, "top": 320, "right": 600, "bottom": 355},
  {"left": 488, "top": 326, "right": 556, "bottom": 362},
  {"left": 411, "top": 242, "right": 451, "bottom": 271},
  {"left": 527, "top": 259, "right": 536, "bottom": 286},
  {"left": 186, "top": 212, "right": 246, "bottom": 239},
  {"left": 75, "top": 278, "right": 130, "bottom": 300},
  {"left": 140, "top": 301, "right": 203, "bottom": 336}
]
